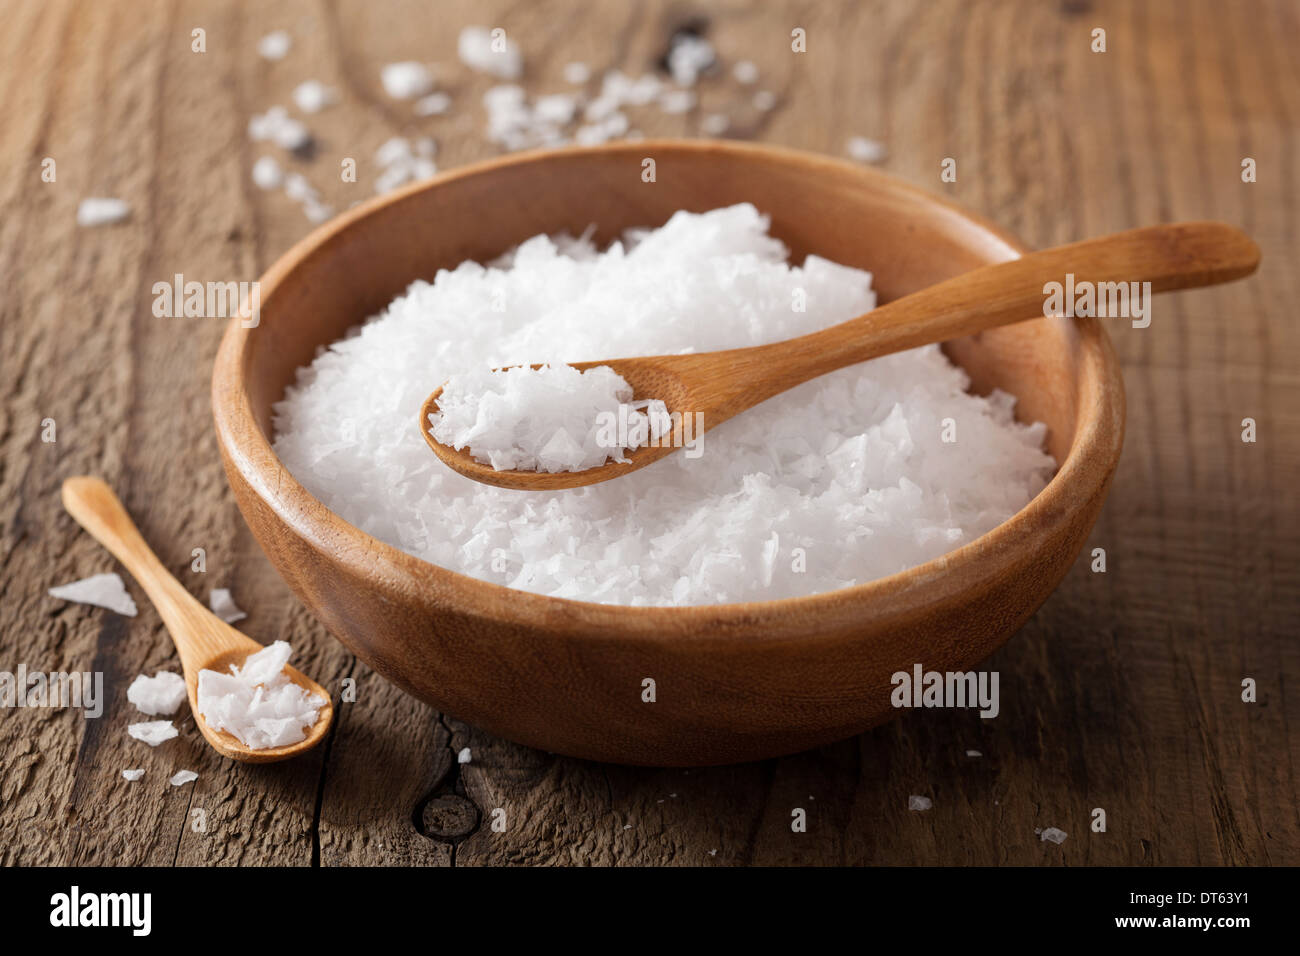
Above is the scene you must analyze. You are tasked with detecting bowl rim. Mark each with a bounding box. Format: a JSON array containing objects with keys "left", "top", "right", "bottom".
[{"left": 213, "top": 138, "right": 1125, "bottom": 636}]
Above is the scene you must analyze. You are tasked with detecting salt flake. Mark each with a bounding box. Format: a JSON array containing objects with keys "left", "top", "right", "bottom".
[
  {"left": 49, "top": 572, "right": 137, "bottom": 616},
  {"left": 208, "top": 588, "right": 247, "bottom": 624},
  {"left": 128, "top": 720, "right": 178, "bottom": 747}
]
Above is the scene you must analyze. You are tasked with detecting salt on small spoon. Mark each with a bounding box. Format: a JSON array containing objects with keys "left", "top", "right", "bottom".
[
  {"left": 421, "top": 222, "right": 1259, "bottom": 490},
  {"left": 61, "top": 477, "right": 333, "bottom": 763}
]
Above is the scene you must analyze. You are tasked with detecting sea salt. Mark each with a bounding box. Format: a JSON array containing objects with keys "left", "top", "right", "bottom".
[
  {"left": 126, "top": 671, "right": 186, "bottom": 716},
  {"left": 247, "top": 106, "right": 310, "bottom": 152},
  {"left": 1040, "top": 827, "right": 1068, "bottom": 844},
  {"left": 122, "top": 769, "right": 144, "bottom": 781},
  {"left": 208, "top": 588, "right": 247, "bottom": 623},
  {"left": 700, "top": 113, "right": 729, "bottom": 136},
  {"left": 196, "top": 641, "right": 325, "bottom": 750},
  {"left": 414, "top": 92, "right": 452, "bottom": 117},
  {"left": 752, "top": 89, "right": 777, "bottom": 111},
  {"left": 373, "top": 137, "right": 437, "bottom": 195},
  {"left": 733, "top": 60, "right": 759, "bottom": 84},
  {"left": 49, "top": 572, "right": 137, "bottom": 616},
  {"left": 666, "top": 34, "right": 716, "bottom": 86},
  {"left": 430, "top": 364, "right": 668, "bottom": 473},
  {"left": 75, "top": 198, "right": 130, "bottom": 228},
  {"left": 273, "top": 204, "right": 1054, "bottom": 606},
  {"left": 284, "top": 171, "right": 318, "bottom": 203},
  {"left": 251, "top": 155, "right": 283, "bottom": 190},
  {"left": 457, "top": 747, "right": 472, "bottom": 764},
  {"left": 658, "top": 89, "right": 695, "bottom": 114},
  {"left": 847, "top": 135, "right": 888, "bottom": 164},
  {"left": 292, "top": 80, "right": 336, "bottom": 114},
  {"left": 257, "top": 30, "right": 291, "bottom": 61},
  {"left": 458, "top": 26, "right": 523, "bottom": 79},
  {"left": 128, "top": 720, "right": 178, "bottom": 747},
  {"left": 908, "top": 795, "right": 933, "bottom": 811},
  {"left": 563, "top": 61, "right": 590, "bottom": 85},
  {"left": 381, "top": 62, "right": 434, "bottom": 100},
  {"left": 170, "top": 770, "right": 198, "bottom": 787}
]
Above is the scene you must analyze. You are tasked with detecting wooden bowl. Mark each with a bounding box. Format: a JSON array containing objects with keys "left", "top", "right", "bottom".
[{"left": 212, "top": 140, "right": 1124, "bottom": 766}]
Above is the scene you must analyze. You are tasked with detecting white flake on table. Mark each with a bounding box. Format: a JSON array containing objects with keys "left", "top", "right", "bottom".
[
  {"left": 76, "top": 199, "right": 130, "bottom": 228},
  {"left": 127, "top": 720, "right": 178, "bottom": 747},
  {"left": 49, "top": 572, "right": 137, "bottom": 616},
  {"left": 208, "top": 588, "right": 247, "bottom": 624}
]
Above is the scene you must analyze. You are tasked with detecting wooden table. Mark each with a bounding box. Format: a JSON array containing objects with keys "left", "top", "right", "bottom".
[{"left": 2, "top": 0, "right": 1295, "bottom": 866}]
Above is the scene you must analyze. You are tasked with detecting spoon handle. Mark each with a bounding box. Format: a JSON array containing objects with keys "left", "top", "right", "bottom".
[
  {"left": 731, "top": 221, "right": 1260, "bottom": 400},
  {"left": 61, "top": 476, "right": 214, "bottom": 673}
]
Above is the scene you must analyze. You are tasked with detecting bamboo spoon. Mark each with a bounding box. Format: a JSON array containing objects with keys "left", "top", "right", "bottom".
[
  {"left": 61, "top": 476, "right": 333, "bottom": 763},
  {"left": 421, "top": 221, "right": 1259, "bottom": 490}
]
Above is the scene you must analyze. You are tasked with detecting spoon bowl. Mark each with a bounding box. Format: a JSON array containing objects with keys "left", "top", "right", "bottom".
[
  {"left": 187, "top": 645, "right": 333, "bottom": 763},
  {"left": 419, "top": 357, "right": 698, "bottom": 489}
]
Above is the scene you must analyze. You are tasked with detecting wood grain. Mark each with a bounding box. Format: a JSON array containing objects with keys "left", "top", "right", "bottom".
[{"left": 0, "top": 0, "right": 1295, "bottom": 865}]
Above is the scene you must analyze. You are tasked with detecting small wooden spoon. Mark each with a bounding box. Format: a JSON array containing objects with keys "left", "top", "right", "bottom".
[
  {"left": 61, "top": 476, "right": 333, "bottom": 763},
  {"left": 421, "top": 221, "right": 1259, "bottom": 490}
]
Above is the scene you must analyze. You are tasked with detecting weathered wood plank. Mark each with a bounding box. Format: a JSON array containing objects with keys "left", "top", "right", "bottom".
[{"left": 0, "top": 0, "right": 1295, "bottom": 867}]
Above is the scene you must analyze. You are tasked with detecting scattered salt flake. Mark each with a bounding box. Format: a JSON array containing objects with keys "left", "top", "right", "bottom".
[
  {"left": 127, "top": 671, "right": 187, "bottom": 716},
  {"left": 700, "top": 113, "right": 729, "bottom": 136},
  {"left": 251, "top": 155, "right": 283, "bottom": 190},
  {"left": 257, "top": 30, "right": 291, "bottom": 61},
  {"left": 49, "top": 572, "right": 137, "bottom": 616},
  {"left": 733, "top": 60, "right": 759, "bottom": 84},
  {"left": 966, "top": 749, "right": 983, "bottom": 757},
  {"left": 414, "top": 92, "right": 452, "bottom": 116},
  {"left": 563, "top": 61, "right": 590, "bottom": 84},
  {"left": 122, "top": 769, "right": 144, "bottom": 781},
  {"left": 76, "top": 198, "right": 130, "bottom": 228},
  {"left": 1040, "top": 827, "right": 1068, "bottom": 844},
  {"left": 666, "top": 33, "right": 715, "bottom": 86},
  {"left": 128, "top": 720, "right": 178, "bottom": 747},
  {"left": 381, "top": 62, "right": 433, "bottom": 100},
  {"left": 847, "top": 135, "right": 888, "bottom": 164},
  {"left": 169, "top": 770, "right": 198, "bottom": 787},
  {"left": 303, "top": 199, "right": 333, "bottom": 224},
  {"left": 752, "top": 89, "right": 777, "bottom": 111},
  {"left": 208, "top": 588, "right": 247, "bottom": 624},
  {"left": 659, "top": 89, "right": 695, "bottom": 114},
  {"left": 908, "top": 795, "right": 933, "bottom": 811},
  {"left": 376, "top": 136, "right": 413, "bottom": 167},
  {"left": 458, "top": 26, "right": 522, "bottom": 79},
  {"left": 248, "top": 106, "right": 311, "bottom": 151},
  {"left": 457, "top": 747, "right": 472, "bottom": 764},
  {"left": 284, "top": 171, "right": 318, "bottom": 203},
  {"left": 196, "top": 640, "right": 324, "bottom": 750},
  {"left": 292, "top": 80, "right": 336, "bottom": 114},
  {"left": 708, "top": 848, "right": 718, "bottom": 856}
]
